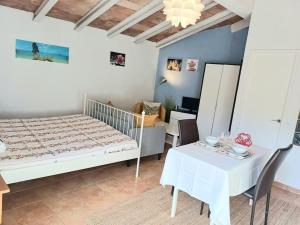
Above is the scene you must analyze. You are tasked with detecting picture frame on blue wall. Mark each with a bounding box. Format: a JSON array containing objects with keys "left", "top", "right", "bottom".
[
  {"left": 186, "top": 59, "right": 199, "bottom": 72},
  {"left": 167, "top": 58, "right": 182, "bottom": 71}
]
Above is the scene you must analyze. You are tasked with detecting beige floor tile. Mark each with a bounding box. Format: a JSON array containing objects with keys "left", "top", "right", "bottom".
[
  {"left": 272, "top": 186, "right": 300, "bottom": 207},
  {"left": 44, "top": 190, "right": 91, "bottom": 214},
  {"left": 56, "top": 207, "right": 94, "bottom": 225},
  {"left": 35, "top": 176, "right": 92, "bottom": 200},
  {"left": 3, "top": 148, "right": 300, "bottom": 225},
  {"left": 3, "top": 188, "right": 43, "bottom": 210},
  {"left": 2, "top": 209, "right": 19, "bottom": 225},
  {"left": 25, "top": 215, "right": 64, "bottom": 225},
  {"left": 75, "top": 185, "right": 117, "bottom": 210},
  {"left": 10, "top": 202, "right": 55, "bottom": 225}
]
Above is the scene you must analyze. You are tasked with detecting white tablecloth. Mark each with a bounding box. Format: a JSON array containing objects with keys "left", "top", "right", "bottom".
[{"left": 160, "top": 143, "right": 272, "bottom": 225}]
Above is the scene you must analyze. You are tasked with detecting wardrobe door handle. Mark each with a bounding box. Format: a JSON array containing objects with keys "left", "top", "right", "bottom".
[{"left": 272, "top": 119, "right": 281, "bottom": 123}]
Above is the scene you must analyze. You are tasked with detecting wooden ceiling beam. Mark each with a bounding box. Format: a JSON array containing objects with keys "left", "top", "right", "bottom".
[
  {"left": 75, "top": 0, "right": 120, "bottom": 31},
  {"left": 202, "top": 0, "right": 215, "bottom": 5},
  {"left": 107, "top": 0, "right": 164, "bottom": 38},
  {"left": 134, "top": 21, "right": 172, "bottom": 44},
  {"left": 157, "top": 10, "right": 235, "bottom": 48},
  {"left": 214, "top": 0, "right": 253, "bottom": 18},
  {"left": 33, "top": 0, "right": 58, "bottom": 22},
  {"left": 117, "top": 0, "right": 140, "bottom": 11},
  {"left": 134, "top": 1, "right": 218, "bottom": 44},
  {"left": 231, "top": 18, "right": 250, "bottom": 32}
]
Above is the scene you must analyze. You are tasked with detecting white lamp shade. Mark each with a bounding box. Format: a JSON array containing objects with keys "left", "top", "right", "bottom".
[{"left": 163, "top": 0, "right": 205, "bottom": 28}]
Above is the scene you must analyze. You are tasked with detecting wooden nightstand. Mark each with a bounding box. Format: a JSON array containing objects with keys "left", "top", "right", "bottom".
[{"left": 0, "top": 176, "right": 9, "bottom": 224}]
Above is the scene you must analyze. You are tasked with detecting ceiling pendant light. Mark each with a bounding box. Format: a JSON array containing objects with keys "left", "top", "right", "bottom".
[{"left": 163, "top": 0, "right": 205, "bottom": 28}]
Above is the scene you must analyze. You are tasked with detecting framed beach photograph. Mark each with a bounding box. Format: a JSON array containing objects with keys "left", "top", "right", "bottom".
[
  {"left": 110, "top": 51, "right": 126, "bottom": 67},
  {"left": 15, "top": 39, "right": 69, "bottom": 64},
  {"left": 167, "top": 58, "right": 182, "bottom": 71},
  {"left": 186, "top": 59, "right": 199, "bottom": 72}
]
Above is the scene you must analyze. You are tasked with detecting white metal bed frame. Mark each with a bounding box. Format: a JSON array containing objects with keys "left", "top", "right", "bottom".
[{"left": 1, "top": 94, "right": 145, "bottom": 184}]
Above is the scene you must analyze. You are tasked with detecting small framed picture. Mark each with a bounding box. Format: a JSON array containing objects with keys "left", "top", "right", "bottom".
[
  {"left": 167, "top": 58, "right": 182, "bottom": 71},
  {"left": 186, "top": 59, "right": 199, "bottom": 72},
  {"left": 110, "top": 51, "right": 126, "bottom": 67}
]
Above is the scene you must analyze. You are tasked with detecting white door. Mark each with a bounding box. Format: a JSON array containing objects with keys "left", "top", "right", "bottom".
[
  {"left": 275, "top": 52, "right": 300, "bottom": 189},
  {"left": 197, "top": 64, "right": 223, "bottom": 138},
  {"left": 236, "top": 50, "right": 296, "bottom": 149},
  {"left": 212, "top": 65, "right": 240, "bottom": 136}
]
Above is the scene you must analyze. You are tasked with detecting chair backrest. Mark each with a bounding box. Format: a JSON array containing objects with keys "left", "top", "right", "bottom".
[
  {"left": 254, "top": 144, "right": 293, "bottom": 201},
  {"left": 178, "top": 119, "right": 199, "bottom": 145},
  {"left": 170, "top": 111, "right": 197, "bottom": 134}
]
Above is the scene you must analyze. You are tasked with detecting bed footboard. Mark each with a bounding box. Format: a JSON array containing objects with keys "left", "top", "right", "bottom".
[{"left": 83, "top": 94, "right": 145, "bottom": 177}]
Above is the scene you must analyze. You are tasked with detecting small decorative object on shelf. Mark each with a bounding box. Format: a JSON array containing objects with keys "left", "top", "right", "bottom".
[
  {"left": 164, "top": 96, "right": 176, "bottom": 123},
  {"left": 235, "top": 133, "right": 252, "bottom": 147},
  {"left": 0, "top": 139, "right": 6, "bottom": 153}
]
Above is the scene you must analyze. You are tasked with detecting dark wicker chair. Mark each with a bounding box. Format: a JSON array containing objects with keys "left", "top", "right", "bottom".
[{"left": 244, "top": 144, "right": 293, "bottom": 225}]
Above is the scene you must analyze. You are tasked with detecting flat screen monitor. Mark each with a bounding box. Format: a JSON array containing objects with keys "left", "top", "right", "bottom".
[{"left": 181, "top": 97, "right": 200, "bottom": 112}]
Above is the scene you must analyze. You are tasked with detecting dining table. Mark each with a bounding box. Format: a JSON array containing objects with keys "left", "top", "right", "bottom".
[{"left": 160, "top": 140, "right": 273, "bottom": 225}]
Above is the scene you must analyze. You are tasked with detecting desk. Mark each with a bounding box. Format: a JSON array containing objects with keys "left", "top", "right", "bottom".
[{"left": 160, "top": 142, "right": 272, "bottom": 225}]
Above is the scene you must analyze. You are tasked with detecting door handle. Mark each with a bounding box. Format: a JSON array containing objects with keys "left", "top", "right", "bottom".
[{"left": 272, "top": 119, "right": 281, "bottom": 123}]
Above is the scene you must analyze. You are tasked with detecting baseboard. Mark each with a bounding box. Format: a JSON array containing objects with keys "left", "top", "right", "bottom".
[{"left": 273, "top": 181, "right": 300, "bottom": 195}]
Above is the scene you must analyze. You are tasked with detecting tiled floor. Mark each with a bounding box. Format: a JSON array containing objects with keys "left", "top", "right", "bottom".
[
  {"left": 2, "top": 148, "right": 300, "bottom": 225},
  {"left": 2, "top": 153, "right": 164, "bottom": 225}
]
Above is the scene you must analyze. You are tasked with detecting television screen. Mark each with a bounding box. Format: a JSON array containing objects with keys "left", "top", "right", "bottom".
[{"left": 182, "top": 97, "right": 200, "bottom": 111}]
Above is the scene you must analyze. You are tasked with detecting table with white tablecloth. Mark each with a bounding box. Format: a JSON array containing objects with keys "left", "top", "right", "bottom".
[{"left": 160, "top": 142, "right": 272, "bottom": 225}]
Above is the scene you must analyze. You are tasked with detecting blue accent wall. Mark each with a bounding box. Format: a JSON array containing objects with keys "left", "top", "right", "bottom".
[{"left": 154, "top": 26, "right": 249, "bottom": 107}]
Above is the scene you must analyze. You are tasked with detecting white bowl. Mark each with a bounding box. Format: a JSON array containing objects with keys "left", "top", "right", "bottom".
[
  {"left": 205, "top": 136, "right": 219, "bottom": 146},
  {"left": 232, "top": 144, "right": 247, "bottom": 154}
]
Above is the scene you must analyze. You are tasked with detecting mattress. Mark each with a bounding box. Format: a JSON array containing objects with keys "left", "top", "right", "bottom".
[{"left": 0, "top": 114, "right": 138, "bottom": 170}]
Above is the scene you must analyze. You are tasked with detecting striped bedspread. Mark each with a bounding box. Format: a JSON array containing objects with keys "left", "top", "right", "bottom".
[{"left": 0, "top": 114, "right": 137, "bottom": 169}]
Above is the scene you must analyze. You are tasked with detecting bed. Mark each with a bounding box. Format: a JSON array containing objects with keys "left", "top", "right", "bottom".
[{"left": 0, "top": 95, "right": 145, "bottom": 184}]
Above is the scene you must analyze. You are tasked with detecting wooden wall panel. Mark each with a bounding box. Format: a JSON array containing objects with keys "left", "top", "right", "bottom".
[
  {"left": 148, "top": 26, "right": 183, "bottom": 42},
  {"left": 0, "top": 0, "right": 43, "bottom": 12},
  {"left": 0, "top": 0, "right": 242, "bottom": 43},
  {"left": 127, "top": 0, "right": 152, "bottom": 8},
  {"left": 148, "top": 5, "right": 229, "bottom": 42},
  {"left": 209, "top": 15, "right": 243, "bottom": 30},
  {"left": 88, "top": 0, "right": 157, "bottom": 34},
  {"left": 47, "top": 0, "right": 100, "bottom": 23},
  {"left": 122, "top": 10, "right": 165, "bottom": 37},
  {"left": 89, "top": 5, "right": 134, "bottom": 30}
]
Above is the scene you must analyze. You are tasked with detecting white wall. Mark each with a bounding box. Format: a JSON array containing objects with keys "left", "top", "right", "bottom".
[
  {"left": 232, "top": 0, "right": 300, "bottom": 189},
  {"left": 275, "top": 53, "right": 300, "bottom": 189},
  {"left": 0, "top": 6, "right": 159, "bottom": 118},
  {"left": 246, "top": 0, "right": 300, "bottom": 50},
  {"left": 215, "top": 0, "right": 254, "bottom": 18}
]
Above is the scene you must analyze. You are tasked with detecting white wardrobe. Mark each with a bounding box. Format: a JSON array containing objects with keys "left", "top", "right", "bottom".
[{"left": 197, "top": 63, "right": 241, "bottom": 138}]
